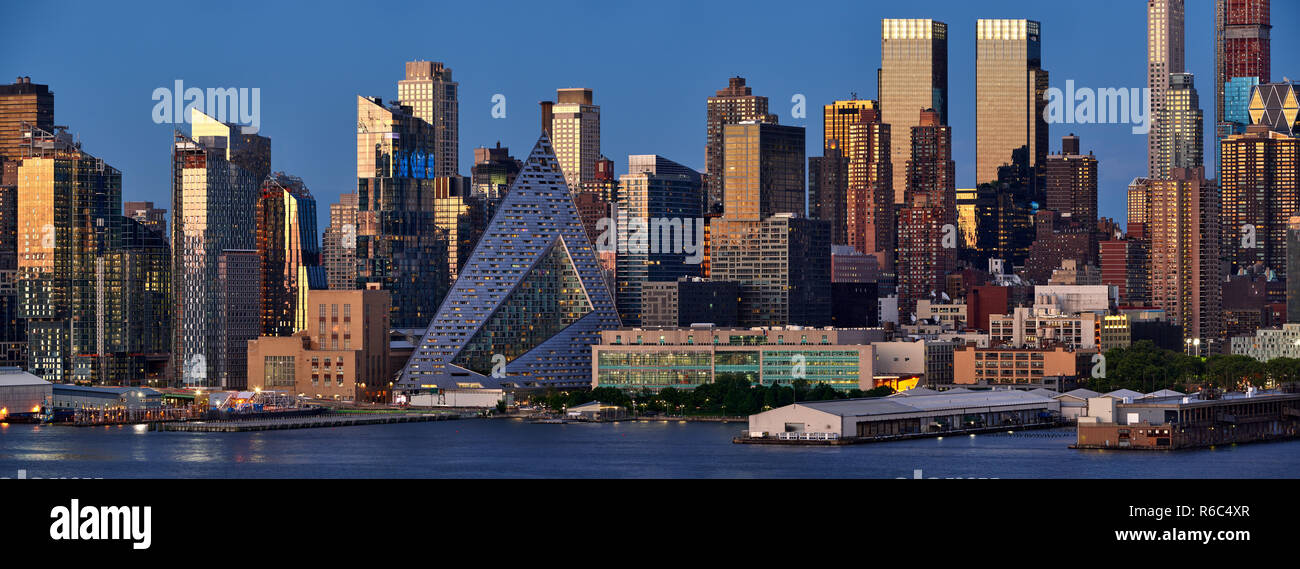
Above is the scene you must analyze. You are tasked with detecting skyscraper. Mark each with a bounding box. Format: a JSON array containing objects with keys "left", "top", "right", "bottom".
[
  {"left": 355, "top": 95, "right": 450, "bottom": 329},
  {"left": 1248, "top": 82, "right": 1299, "bottom": 136},
  {"left": 256, "top": 172, "right": 326, "bottom": 337},
  {"left": 172, "top": 109, "right": 270, "bottom": 387},
  {"left": 1221, "top": 125, "right": 1298, "bottom": 275},
  {"left": 1149, "top": 167, "right": 1222, "bottom": 344},
  {"left": 549, "top": 88, "right": 600, "bottom": 190},
  {"left": 880, "top": 18, "right": 948, "bottom": 201},
  {"left": 896, "top": 109, "right": 956, "bottom": 316},
  {"left": 398, "top": 60, "right": 459, "bottom": 177},
  {"left": 711, "top": 214, "right": 831, "bottom": 328},
  {"left": 1045, "top": 134, "right": 1099, "bottom": 226},
  {"left": 1148, "top": 0, "right": 1186, "bottom": 178},
  {"left": 396, "top": 134, "right": 620, "bottom": 390},
  {"left": 613, "top": 155, "right": 704, "bottom": 326},
  {"left": 1215, "top": 0, "right": 1271, "bottom": 175},
  {"left": 321, "top": 192, "right": 358, "bottom": 291},
  {"left": 721, "top": 121, "right": 805, "bottom": 220},
  {"left": 975, "top": 19, "right": 1048, "bottom": 186},
  {"left": 845, "top": 109, "right": 894, "bottom": 266},
  {"left": 1153, "top": 73, "right": 1205, "bottom": 179},
  {"left": 0, "top": 77, "right": 53, "bottom": 163},
  {"left": 706, "top": 77, "right": 776, "bottom": 213}
]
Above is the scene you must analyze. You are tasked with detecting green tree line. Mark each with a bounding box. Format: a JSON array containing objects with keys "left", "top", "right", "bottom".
[
  {"left": 527, "top": 377, "right": 895, "bottom": 417},
  {"left": 1088, "top": 340, "right": 1300, "bottom": 393}
]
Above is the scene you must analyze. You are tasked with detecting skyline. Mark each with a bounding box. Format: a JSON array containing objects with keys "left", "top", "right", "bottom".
[{"left": 5, "top": 0, "right": 1299, "bottom": 231}]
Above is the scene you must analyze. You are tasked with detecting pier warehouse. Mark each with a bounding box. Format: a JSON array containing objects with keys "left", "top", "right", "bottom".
[
  {"left": 746, "top": 389, "right": 1059, "bottom": 440},
  {"left": 0, "top": 367, "right": 51, "bottom": 421},
  {"left": 1074, "top": 391, "right": 1300, "bottom": 450}
]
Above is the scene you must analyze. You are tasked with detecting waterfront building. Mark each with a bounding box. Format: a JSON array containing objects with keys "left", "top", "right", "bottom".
[
  {"left": 397, "top": 60, "right": 459, "bottom": 177},
  {"left": 975, "top": 19, "right": 1048, "bottom": 186},
  {"left": 705, "top": 77, "right": 776, "bottom": 213},
  {"left": 1076, "top": 391, "right": 1300, "bottom": 450},
  {"left": 746, "top": 389, "right": 1059, "bottom": 440},
  {"left": 396, "top": 134, "right": 620, "bottom": 391},
  {"left": 172, "top": 109, "right": 269, "bottom": 387},
  {"left": 0, "top": 367, "right": 50, "bottom": 421},
  {"left": 256, "top": 172, "right": 326, "bottom": 337},
  {"left": 591, "top": 326, "right": 886, "bottom": 391},
  {"left": 247, "top": 285, "right": 392, "bottom": 402},
  {"left": 880, "top": 18, "right": 948, "bottom": 201},
  {"left": 216, "top": 249, "right": 258, "bottom": 390}
]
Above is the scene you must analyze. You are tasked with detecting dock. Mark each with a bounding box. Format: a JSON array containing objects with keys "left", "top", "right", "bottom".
[{"left": 150, "top": 412, "right": 464, "bottom": 432}]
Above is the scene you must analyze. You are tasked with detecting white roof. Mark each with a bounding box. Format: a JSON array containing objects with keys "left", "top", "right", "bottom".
[
  {"left": 1026, "top": 388, "right": 1060, "bottom": 398},
  {"left": 1144, "top": 389, "right": 1185, "bottom": 398},
  {"left": 1056, "top": 388, "right": 1101, "bottom": 401},
  {"left": 888, "top": 387, "right": 940, "bottom": 397},
  {"left": 795, "top": 390, "right": 1055, "bottom": 418},
  {"left": 0, "top": 368, "right": 50, "bottom": 387},
  {"left": 1102, "top": 389, "right": 1145, "bottom": 400}
]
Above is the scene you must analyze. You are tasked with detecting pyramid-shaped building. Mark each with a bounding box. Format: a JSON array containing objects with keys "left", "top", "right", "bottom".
[{"left": 396, "top": 133, "right": 621, "bottom": 390}]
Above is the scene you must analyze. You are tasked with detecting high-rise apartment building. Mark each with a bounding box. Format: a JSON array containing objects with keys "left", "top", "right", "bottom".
[
  {"left": 256, "top": 173, "right": 326, "bottom": 337},
  {"left": 1148, "top": 0, "right": 1186, "bottom": 178},
  {"left": 1045, "top": 134, "right": 1099, "bottom": 226},
  {"left": 19, "top": 125, "right": 169, "bottom": 384},
  {"left": 1149, "top": 167, "right": 1222, "bottom": 344},
  {"left": 217, "top": 249, "right": 259, "bottom": 390},
  {"left": 321, "top": 192, "right": 358, "bottom": 291},
  {"left": 0, "top": 77, "right": 53, "bottom": 162},
  {"left": 1221, "top": 125, "right": 1298, "bottom": 274},
  {"left": 880, "top": 18, "right": 948, "bottom": 202},
  {"left": 896, "top": 109, "right": 956, "bottom": 316},
  {"left": 843, "top": 108, "right": 893, "bottom": 268},
  {"left": 172, "top": 109, "right": 270, "bottom": 387},
  {"left": 1153, "top": 73, "right": 1205, "bottom": 178},
  {"left": 614, "top": 155, "right": 704, "bottom": 326},
  {"left": 397, "top": 60, "right": 459, "bottom": 177},
  {"left": 355, "top": 95, "right": 450, "bottom": 329},
  {"left": 975, "top": 19, "right": 1048, "bottom": 186},
  {"left": 549, "top": 88, "right": 600, "bottom": 190},
  {"left": 1215, "top": 0, "right": 1271, "bottom": 175},
  {"left": 711, "top": 214, "right": 831, "bottom": 328},
  {"left": 721, "top": 121, "right": 805, "bottom": 220},
  {"left": 706, "top": 77, "right": 776, "bottom": 213}
]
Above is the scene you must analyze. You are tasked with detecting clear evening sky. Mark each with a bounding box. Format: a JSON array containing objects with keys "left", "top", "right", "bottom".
[{"left": 5, "top": 0, "right": 1297, "bottom": 229}]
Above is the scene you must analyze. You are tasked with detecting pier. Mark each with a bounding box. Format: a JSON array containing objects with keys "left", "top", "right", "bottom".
[{"left": 150, "top": 412, "right": 465, "bottom": 432}]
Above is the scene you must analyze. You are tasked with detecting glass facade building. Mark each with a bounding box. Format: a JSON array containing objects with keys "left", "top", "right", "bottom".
[
  {"left": 975, "top": 19, "right": 1047, "bottom": 186},
  {"left": 614, "top": 155, "right": 704, "bottom": 326},
  {"left": 256, "top": 172, "right": 326, "bottom": 337},
  {"left": 880, "top": 18, "right": 948, "bottom": 202},
  {"left": 396, "top": 134, "right": 620, "bottom": 391}
]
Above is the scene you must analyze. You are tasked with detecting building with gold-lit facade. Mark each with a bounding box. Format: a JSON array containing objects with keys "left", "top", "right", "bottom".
[
  {"left": 172, "top": 109, "right": 270, "bottom": 387},
  {"left": 880, "top": 18, "right": 947, "bottom": 202},
  {"left": 975, "top": 19, "right": 1048, "bottom": 186},
  {"left": 256, "top": 173, "right": 326, "bottom": 337},
  {"left": 548, "top": 88, "right": 601, "bottom": 190},
  {"left": 397, "top": 60, "right": 459, "bottom": 178},
  {"left": 706, "top": 77, "right": 776, "bottom": 214}
]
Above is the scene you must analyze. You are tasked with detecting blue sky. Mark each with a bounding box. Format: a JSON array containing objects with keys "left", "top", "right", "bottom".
[{"left": 5, "top": 0, "right": 1297, "bottom": 229}]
